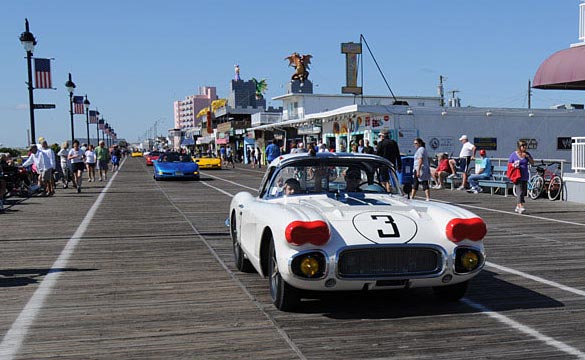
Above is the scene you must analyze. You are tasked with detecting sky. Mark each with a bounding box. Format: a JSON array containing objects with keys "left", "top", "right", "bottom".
[{"left": 1, "top": 0, "right": 585, "bottom": 148}]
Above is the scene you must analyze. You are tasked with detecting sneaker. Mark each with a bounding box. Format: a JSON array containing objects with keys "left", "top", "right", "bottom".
[
  {"left": 435, "top": 185, "right": 443, "bottom": 189},
  {"left": 77, "top": 187, "right": 81, "bottom": 193},
  {"left": 99, "top": 178, "right": 103, "bottom": 182},
  {"left": 457, "top": 186, "right": 466, "bottom": 191},
  {"left": 518, "top": 207, "right": 526, "bottom": 214},
  {"left": 447, "top": 174, "right": 456, "bottom": 179},
  {"left": 476, "top": 187, "right": 483, "bottom": 193},
  {"left": 514, "top": 206, "right": 520, "bottom": 213}
]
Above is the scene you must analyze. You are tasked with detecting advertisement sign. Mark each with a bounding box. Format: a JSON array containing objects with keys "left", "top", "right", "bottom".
[
  {"left": 473, "top": 137, "right": 498, "bottom": 151},
  {"left": 557, "top": 137, "right": 572, "bottom": 150}
]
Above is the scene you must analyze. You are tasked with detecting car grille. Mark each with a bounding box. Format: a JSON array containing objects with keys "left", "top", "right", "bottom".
[{"left": 337, "top": 246, "right": 443, "bottom": 279}]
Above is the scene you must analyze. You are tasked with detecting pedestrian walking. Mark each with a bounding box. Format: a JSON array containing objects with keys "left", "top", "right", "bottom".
[
  {"left": 111, "top": 145, "right": 121, "bottom": 172},
  {"left": 410, "top": 138, "right": 431, "bottom": 201},
  {"left": 57, "top": 141, "right": 72, "bottom": 189},
  {"left": 95, "top": 140, "right": 110, "bottom": 181},
  {"left": 85, "top": 144, "right": 97, "bottom": 182},
  {"left": 509, "top": 140, "right": 534, "bottom": 214},
  {"left": 265, "top": 139, "right": 281, "bottom": 164},
  {"left": 68, "top": 140, "right": 85, "bottom": 193}
]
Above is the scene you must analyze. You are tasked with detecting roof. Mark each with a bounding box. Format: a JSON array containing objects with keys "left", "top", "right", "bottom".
[{"left": 533, "top": 45, "right": 585, "bottom": 90}]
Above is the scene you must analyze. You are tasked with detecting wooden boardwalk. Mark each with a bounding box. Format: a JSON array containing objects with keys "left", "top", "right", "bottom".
[{"left": 2, "top": 157, "right": 585, "bottom": 359}]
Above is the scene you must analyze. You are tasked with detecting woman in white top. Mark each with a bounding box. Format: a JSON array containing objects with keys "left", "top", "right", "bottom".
[
  {"left": 84, "top": 144, "right": 97, "bottom": 182},
  {"left": 68, "top": 140, "right": 85, "bottom": 193}
]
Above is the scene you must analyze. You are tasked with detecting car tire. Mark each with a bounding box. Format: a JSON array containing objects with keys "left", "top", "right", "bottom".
[
  {"left": 231, "top": 212, "right": 254, "bottom": 273},
  {"left": 268, "top": 238, "right": 300, "bottom": 311},
  {"left": 432, "top": 280, "right": 469, "bottom": 302}
]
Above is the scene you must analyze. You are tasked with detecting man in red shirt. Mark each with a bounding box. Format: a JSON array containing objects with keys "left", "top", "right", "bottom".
[{"left": 432, "top": 153, "right": 451, "bottom": 189}]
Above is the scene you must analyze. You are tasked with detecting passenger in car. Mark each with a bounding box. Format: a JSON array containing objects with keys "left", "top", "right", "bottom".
[{"left": 284, "top": 178, "right": 301, "bottom": 195}]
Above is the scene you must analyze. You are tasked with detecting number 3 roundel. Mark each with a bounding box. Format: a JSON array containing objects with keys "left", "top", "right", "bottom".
[{"left": 352, "top": 212, "right": 418, "bottom": 243}]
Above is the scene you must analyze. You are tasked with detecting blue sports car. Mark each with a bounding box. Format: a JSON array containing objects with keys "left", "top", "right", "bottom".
[{"left": 153, "top": 152, "right": 200, "bottom": 181}]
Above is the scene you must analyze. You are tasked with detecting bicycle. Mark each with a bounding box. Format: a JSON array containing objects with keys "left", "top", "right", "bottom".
[{"left": 520, "top": 161, "right": 563, "bottom": 201}]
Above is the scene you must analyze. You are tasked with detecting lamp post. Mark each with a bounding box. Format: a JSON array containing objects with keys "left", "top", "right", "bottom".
[
  {"left": 65, "top": 73, "right": 76, "bottom": 144},
  {"left": 95, "top": 110, "right": 100, "bottom": 144},
  {"left": 19, "top": 18, "right": 37, "bottom": 145},
  {"left": 105, "top": 123, "right": 110, "bottom": 148},
  {"left": 84, "top": 95, "right": 90, "bottom": 145}
]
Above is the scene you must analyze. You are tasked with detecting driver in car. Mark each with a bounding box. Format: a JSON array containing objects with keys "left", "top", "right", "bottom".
[{"left": 344, "top": 167, "right": 362, "bottom": 192}]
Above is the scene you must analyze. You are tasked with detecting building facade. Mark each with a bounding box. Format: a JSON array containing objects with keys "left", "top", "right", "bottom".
[{"left": 173, "top": 86, "right": 217, "bottom": 149}]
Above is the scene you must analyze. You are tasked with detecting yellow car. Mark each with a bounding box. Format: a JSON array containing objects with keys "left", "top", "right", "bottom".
[
  {"left": 192, "top": 154, "right": 222, "bottom": 169},
  {"left": 131, "top": 150, "right": 143, "bottom": 157}
]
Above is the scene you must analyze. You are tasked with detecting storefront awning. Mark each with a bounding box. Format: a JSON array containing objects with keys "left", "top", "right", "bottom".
[
  {"left": 533, "top": 45, "right": 585, "bottom": 90},
  {"left": 181, "top": 138, "right": 194, "bottom": 146},
  {"left": 196, "top": 136, "right": 214, "bottom": 145}
]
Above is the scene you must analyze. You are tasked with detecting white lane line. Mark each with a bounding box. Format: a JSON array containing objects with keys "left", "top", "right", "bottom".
[
  {"left": 432, "top": 198, "right": 585, "bottom": 227},
  {"left": 0, "top": 158, "right": 126, "bottom": 360},
  {"left": 205, "top": 173, "right": 585, "bottom": 359},
  {"left": 203, "top": 172, "right": 258, "bottom": 191},
  {"left": 487, "top": 262, "right": 585, "bottom": 297},
  {"left": 462, "top": 299, "right": 585, "bottom": 359}
]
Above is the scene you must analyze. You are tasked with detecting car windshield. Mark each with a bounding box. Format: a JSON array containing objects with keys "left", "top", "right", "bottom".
[
  {"left": 160, "top": 153, "right": 192, "bottom": 162},
  {"left": 265, "top": 157, "right": 401, "bottom": 198}
]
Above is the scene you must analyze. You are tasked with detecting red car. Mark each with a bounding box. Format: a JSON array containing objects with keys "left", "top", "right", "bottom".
[{"left": 145, "top": 151, "right": 161, "bottom": 166}]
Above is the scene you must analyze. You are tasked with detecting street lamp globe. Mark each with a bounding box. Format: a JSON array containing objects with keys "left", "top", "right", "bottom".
[
  {"left": 65, "top": 73, "right": 76, "bottom": 95},
  {"left": 84, "top": 95, "right": 90, "bottom": 110},
  {"left": 19, "top": 19, "right": 36, "bottom": 53}
]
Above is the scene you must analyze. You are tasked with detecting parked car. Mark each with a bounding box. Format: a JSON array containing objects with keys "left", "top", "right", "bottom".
[
  {"left": 227, "top": 152, "right": 487, "bottom": 311},
  {"left": 153, "top": 152, "right": 200, "bottom": 181},
  {"left": 131, "top": 149, "right": 143, "bottom": 157},
  {"left": 192, "top": 154, "right": 222, "bottom": 169}
]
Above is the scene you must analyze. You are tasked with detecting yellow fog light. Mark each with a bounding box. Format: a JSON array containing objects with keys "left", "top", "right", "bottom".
[
  {"left": 300, "top": 256, "right": 320, "bottom": 277},
  {"left": 460, "top": 251, "right": 479, "bottom": 271}
]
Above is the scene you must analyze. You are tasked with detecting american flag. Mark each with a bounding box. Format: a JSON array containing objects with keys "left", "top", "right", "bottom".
[
  {"left": 34, "top": 58, "right": 52, "bottom": 89},
  {"left": 73, "top": 96, "right": 85, "bottom": 114},
  {"left": 89, "top": 110, "right": 97, "bottom": 124}
]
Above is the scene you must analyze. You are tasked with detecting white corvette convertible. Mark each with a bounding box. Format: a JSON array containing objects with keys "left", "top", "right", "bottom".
[{"left": 228, "top": 152, "right": 487, "bottom": 311}]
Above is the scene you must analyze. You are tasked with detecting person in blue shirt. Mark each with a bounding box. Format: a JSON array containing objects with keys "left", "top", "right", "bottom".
[
  {"left": 265, "top": 139, "right": 281, "bottom": 163},
  {"left": 467, "top": 149, "right": 492, "bottom": 194}
]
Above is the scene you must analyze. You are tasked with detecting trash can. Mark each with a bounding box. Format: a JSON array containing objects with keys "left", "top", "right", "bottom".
[{"left": 398, "top": 156, "right": 414, "bottom": 197}]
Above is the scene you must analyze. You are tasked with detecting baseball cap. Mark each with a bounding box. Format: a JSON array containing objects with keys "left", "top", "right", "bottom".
[
  {"left": 479, "top": 149, "right": 486, "bottom": 156},
  {"left": 458, "top": 135, "right": 468, "bottom": 141}
]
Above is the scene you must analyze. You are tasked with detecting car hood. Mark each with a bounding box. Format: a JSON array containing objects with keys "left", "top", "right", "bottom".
[
  {"left": 273, "top": 194, "right": 475, "bottom": 245},
  {"left": 154, "top": 162, "right": 199, "bottom": 171}
]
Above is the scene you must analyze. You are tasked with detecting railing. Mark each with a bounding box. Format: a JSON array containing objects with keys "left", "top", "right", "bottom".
[
  {"left": 487, "top": 158, "right": 567, "bottom": 178},
  {"left": 572, "top": 137, "right": 585, "bottom": 173}
]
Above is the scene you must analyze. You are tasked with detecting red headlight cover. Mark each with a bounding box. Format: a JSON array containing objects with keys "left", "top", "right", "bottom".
[
  {"left": 285, "top": 220, "right": 330, "bottom": 246},
  {"left": 445, "top": 217, "right": 487, "bottom": 243}
]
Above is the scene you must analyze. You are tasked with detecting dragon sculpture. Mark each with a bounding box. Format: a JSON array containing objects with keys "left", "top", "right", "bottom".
[
  {"left": 252, "top": 78, "right": 268, "bottom": 100},
  {"left": 285, "top": 52, "right": 312, "bottom": 82}
]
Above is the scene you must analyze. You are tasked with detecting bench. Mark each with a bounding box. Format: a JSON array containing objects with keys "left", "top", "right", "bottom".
[
  {"left": 445, "top": 174, "right": 463, "bottom": 190},
  {"left": 477, "top": 165, "right": 514, "bottom": 197}
]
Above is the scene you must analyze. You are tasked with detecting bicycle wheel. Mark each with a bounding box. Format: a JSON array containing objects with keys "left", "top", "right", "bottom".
[
  {"left": 547, "top": 176, "right": 562, "bottom": 201},
  {"left": 528, "top": 175, "right": 544, "bottom": 200}
]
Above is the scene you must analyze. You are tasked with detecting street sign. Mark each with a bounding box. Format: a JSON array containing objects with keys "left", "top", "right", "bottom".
[{"left": 33, "top": 104, "right": 56, "bottom": 109}]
